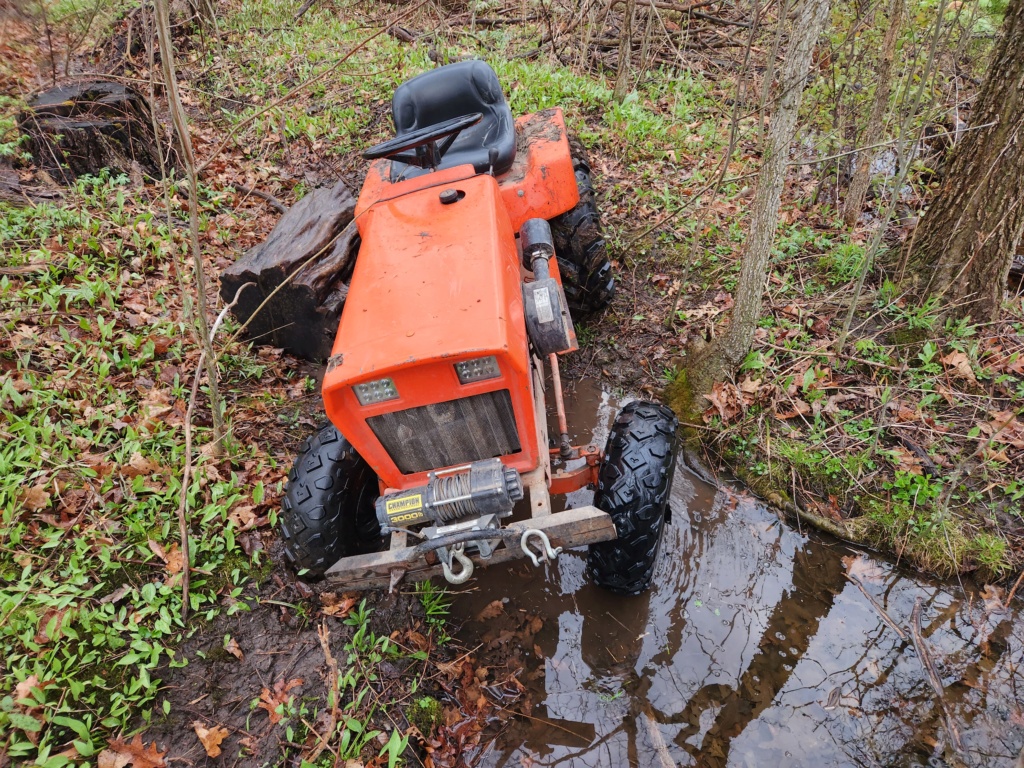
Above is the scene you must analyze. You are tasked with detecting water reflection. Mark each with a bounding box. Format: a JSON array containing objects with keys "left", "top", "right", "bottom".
[{"left": 453, "top": 383, "right": 1024, "bottom": 768}]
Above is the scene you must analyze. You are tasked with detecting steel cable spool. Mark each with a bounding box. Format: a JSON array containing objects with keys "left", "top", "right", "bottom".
[{"left": 431, "top": 471, "right": 475, "bottom": 521}]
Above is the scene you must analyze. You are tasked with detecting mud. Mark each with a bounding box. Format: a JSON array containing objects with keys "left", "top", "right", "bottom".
[
  {"left": 144, "top": 542, "right": 432, "bottom": 766},
  {"left": 452, "top": 381, "right": 1024, "bottom": 768}
]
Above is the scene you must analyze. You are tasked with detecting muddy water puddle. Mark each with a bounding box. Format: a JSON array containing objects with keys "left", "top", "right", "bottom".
[{"left": 452, "top": 382, "right": 1024, "bottom": 768}]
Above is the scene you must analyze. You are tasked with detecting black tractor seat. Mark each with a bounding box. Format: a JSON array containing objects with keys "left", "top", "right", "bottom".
[{"left": 390, "top": 60, "right": 517, "bottom": 181}]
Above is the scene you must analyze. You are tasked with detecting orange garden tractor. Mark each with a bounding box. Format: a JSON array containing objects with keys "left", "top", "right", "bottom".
[{"left": 280, "top": 61, "right": 678, "bottom": 595}]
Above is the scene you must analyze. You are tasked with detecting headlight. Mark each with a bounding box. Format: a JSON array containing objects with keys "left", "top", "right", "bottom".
[
  {"left": 353, "top": 377, "right": 399, "bottom": 405},
  {"left": 454, "top": 356, "right": 501, "bottom": 384}
]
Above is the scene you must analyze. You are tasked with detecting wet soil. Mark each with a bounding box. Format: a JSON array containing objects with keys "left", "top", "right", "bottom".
[
  {"left": 143, "top": 552, "right": 437, "bottom": 766},
  {"left": 452, "top": 381, "right": 1024, "bottom": 768}
]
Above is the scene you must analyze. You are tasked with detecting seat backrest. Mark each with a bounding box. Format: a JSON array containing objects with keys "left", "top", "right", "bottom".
[
  {"left": 392, "top": 60, "right": 508, "bottom": 134},
  {"left": 389, "top": 61, "right": 517, "bottom": 178}
]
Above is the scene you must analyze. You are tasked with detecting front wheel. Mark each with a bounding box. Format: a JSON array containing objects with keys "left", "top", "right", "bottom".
[
  {"left": 588, "top": 401, "right": 679, "bottom": 595},
  {"left": 280, "top": 423, "right": 384, "bottom": 578}
]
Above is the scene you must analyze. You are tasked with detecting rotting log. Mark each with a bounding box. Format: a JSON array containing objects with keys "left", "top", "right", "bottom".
[
  {"left": 18, "top": 81, "right": 166, "bottom": 184},
  {"left": 219, "top": 181, "right": 359, "bottom": 362}
]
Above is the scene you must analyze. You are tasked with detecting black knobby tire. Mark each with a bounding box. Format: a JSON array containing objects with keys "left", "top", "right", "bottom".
[
  {"left": 549, "top": 137, "right": 615, "bottom": 315},
  {"left": 280, "top": 423, "right": 384, "bottom": 578},
  {"left": 588, "top": 401, "right": 679, "bottom": 595}
]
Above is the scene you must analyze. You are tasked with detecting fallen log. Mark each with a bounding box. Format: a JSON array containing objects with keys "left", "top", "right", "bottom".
[
  {"left": 219, "top": 181, "right": 359, "bottom": 362},
  {"left": 18, "top": 81, "right": 166, "bottom": 184}
]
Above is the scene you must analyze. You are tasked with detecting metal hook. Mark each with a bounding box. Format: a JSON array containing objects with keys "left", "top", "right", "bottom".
[
  {"left": 520, "top": 529, "right": 563, "bottom": 567},
  {"left": 441, "top": 544, "right": 474, "bottom": 585}
]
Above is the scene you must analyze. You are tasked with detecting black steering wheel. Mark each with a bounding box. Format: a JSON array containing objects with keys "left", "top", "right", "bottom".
[{"left": 362, "top": 112, "right": 483, "bottom": 170}]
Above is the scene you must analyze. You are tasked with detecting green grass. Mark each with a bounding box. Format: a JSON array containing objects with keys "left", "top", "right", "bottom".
[{"left": 0, "top": 174, "right": 274, "bottom": 762}]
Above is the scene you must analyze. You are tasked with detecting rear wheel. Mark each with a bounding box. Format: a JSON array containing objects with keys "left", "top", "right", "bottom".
[
  {"left": 588, "top": 401, "right": 679, "bottom": 595},
  {"left": 549, "top": 137, "right": 615, "bottom": 315},
  {"left": 280, "top": 423, "right": 384, "bottom": 578}
]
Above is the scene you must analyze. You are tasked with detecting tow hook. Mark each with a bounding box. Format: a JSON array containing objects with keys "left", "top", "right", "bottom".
[
  {"left": 440, "top": 543, "right": 474, "bottom": 585},
  {"left": 520, "top": 529, "right": 562, "bottom": 567}
]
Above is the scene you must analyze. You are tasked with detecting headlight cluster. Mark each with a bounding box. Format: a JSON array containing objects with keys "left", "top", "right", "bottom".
[
  {"left": 353, "top": 357, "right": 501, "bottom": 405},
  {"left": 353, "top": 377, "right": 399, "bottom": 405},
  {"left": 454, "top": 356, "right": 501, "bottom": 384}
]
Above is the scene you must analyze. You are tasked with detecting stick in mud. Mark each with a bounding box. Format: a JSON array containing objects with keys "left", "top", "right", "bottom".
[{"left": 909, "top": 597, "right": 965, "bottom": 755}]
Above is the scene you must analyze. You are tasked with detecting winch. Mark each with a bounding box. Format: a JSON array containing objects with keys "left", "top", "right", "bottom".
[{"left": 375, "top": 458, "right": 524, "bottom": 533}]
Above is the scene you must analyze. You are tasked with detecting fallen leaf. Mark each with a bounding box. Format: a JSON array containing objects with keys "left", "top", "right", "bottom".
[
  {"left": 98, "top": 735, "right": 167, "bottom": 768},
  {"left": 224, "top": 635, "right": 244, "bottom": 661},
  {"left": 164, "top": 544, "right": 183, "bottom": 575},
  {"left": 704, "top": 381, "right": 743, "bottom": 424},
  {"left": 257, "top": 678, "right": 303, "bottom": 724},
  {"left": 20, "top": 485, "right": 51, "bottom": 512},
  {"left": 842, "top": 554, "right": 886, "bottom": 583},
  {"left": 321, "top": 596, "right": 358, "bottom": 618},
  {"left": 940, "top": 350, "right": 977, "bottom": 383},
  {"left": 126, "top": 452, "right": 161, "bottom": 477},
  {"left": 476, "top": 600, "right": 505, "bottom": 621},
  {"left": 228, "top": 504, "right": 257, "bottom": 530},
  {"left": 980, "top": 584, "right": 1006, "bottom": 613},
  {"left": 15, "top": 675, "right": 39, "bottom": 702},
  {"left": 193, "top": 722, "right": 229, "bottom": 758}
]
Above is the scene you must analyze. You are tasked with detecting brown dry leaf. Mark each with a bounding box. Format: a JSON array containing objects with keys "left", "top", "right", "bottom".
[
  {"left": 257, "top": 678, "right": 303, "bottom": 724},
  {"left": 738, "top": 377, "right": 761, "bottom": 395},
  {"left": 228, "top": 504, "right": 257, "bottom": 530},
  {"left": 125, "top": 453, "right": 161, "bottom": 477},
  {"left": 891, "top": 446, "right": 923, "bottom": 475},
  {"left": 940, "top": 350, "right": 977, "bottom": 383},
  {"left": 20, "top": 484, "right": 51, "bottom": 512},
  {"left": 224, "top": 635, "right": 244, "bottom": 661},
  {"left": 476, "top": 600, "right": 505, "bottom": 621},
  {"left": 985, "top": 447, "right": 1010, "bottom": 463},
  {"left": 983, "top": 410, "right": 1024, "bottom": 449},
  {"left": 435, "top": 660, "right": 464, "bottom": 680},
  {"left": 164, "top": 544, "right": 183, "bottom": 575},
  {"left": 321, "top": 596, "right": 358, "bottom": 618},
  {"left": 704, "top": 381, "right": 742, "bottom": 424},
  {"left": 774, "top": 398, "right": 811, "bottom": 420},
  {"left": 193, "top": 722, "right": 229, "bottom": 758},
  {"left": 98, "top": 735, "right": 167, "bottom": 768},
  {"left": 980, "top": 584, "right": 1006, "bottom": 613},
  {"left": 894, "top": 403, "right": 918, "bottom": 423},
  {"left": 842, "top": 554, "right": 886, "bottom": 584},
  {"left": 34, "top": 608, "right": 66, "bottom": 645},
  {"left": 14, "top": 675, "right": 39, "bottom": 702}
]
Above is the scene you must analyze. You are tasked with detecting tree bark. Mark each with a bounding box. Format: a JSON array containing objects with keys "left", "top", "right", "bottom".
[
  {"left": 18, "top": 81, "right": 167, "bottom": 184},
  {"left": 220, "top": 181, "right": 359, "bottom": 362},
  {"left": 685, "top": 0, "right": 831, "bottom": 404},
  {"left": 905, "top": 0, "right": 1024, "bottom": 323},
  {"left": 841, "top": 0, "right": 904, "bottom": 226},
  {"left": 614, "top": 0, "right": 636, "bottom": 102}
]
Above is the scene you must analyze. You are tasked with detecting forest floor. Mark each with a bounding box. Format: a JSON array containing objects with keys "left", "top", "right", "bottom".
[{"left": 2, "top": 0, "right": 1023, "bottom": 764}]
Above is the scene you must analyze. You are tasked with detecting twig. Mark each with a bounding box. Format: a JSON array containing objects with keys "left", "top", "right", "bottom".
[
  {"left": 174, "top": 282, "right": 252, "bottom": 621},
  {"left": 304, "top": 621, "right": 340, "bottom": 764},
  {"left": 909, "top": 597, "right": 965, "bottom": 754},
  {"left": 846, "top": 575, "right": 909, "bottom": 641},
  {"left": 292, "top": 0, "right": 318, "bottom": 22},
  {"left": 1005, "top": 568, "right": 1024, "bottom": 608},
  {"left": 156, "top": 0, "right": 226, "bottom": 453},
  {"left": 231, "top": 183, "right": 287, "bottom": 213}
]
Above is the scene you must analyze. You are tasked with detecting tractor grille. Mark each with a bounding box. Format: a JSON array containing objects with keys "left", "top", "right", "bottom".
[{"left": 368, "top": 390, "right": 521, "bottom": 474}]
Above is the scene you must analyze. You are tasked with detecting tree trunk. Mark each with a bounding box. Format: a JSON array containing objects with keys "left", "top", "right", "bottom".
[
  {"left": 220, "top": 181, "right": 359, "bottom": 362},
  {"left": 841, "top": 0, "right": 903, "bottom": 226},
  {"left": 614, "top": 0, "right": 636, "bottom": 102},
  {"left": 685, "top": 0, "right": 831, "bottom": 403},
  {"left": 18, "top": 81, "right": 167, "bottom": 184},
  {"left": 905, "top": 0, "right": 1024, "bottom": 323}
]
